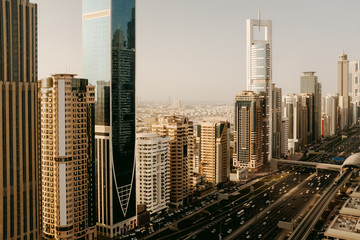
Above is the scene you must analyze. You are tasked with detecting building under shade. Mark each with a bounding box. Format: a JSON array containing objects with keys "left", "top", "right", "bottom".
[
  {"left": 234, "top": 91, "right": 265, "bottom": 173},
  {"left": 38, "top": 74, "right": 96, "bottom": 239},
  {"left": 0, "top": 0, "right": 39, "bottom": 239},
  {"left": 300, "top": 72, "right": 322, "bottom": 141},
  {"left": 82, "top": 0, "right": 136, "bottom": 237}
]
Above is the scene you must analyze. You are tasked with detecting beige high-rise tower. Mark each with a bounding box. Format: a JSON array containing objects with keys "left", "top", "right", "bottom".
[
  {"left": 234, "top": 91, "right": 265, "bottom": 173},
  {"left": 338, "top": 51, "right": 350, "bottom": 129},
  {"left": 0, "top": 0, "right": 39, "bottom": 239},
  {"left": 200, "top": 119, "right": 230, "bottom": 185},
  {"left": 151, "top": 115, "right": 194, "bottom": 207},
  {"left": 39, "top": 74, "right": 96, "bottom": 239}
]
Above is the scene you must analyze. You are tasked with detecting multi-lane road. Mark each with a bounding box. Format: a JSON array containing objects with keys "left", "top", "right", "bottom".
[{"left": 288, "top": 169, "right": 353, "bottom": 240}]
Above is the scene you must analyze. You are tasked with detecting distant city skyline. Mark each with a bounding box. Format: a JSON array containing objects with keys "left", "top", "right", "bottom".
[{"left": 35, "top": 0, "right": 360, "bottom": 103}]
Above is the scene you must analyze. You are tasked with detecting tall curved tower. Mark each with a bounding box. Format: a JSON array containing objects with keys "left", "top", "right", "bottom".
[{"left": 82, "top": 0, "right": 136, "bottom": 238}]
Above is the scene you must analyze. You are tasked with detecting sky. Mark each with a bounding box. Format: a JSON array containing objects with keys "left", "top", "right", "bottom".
[{"left": 34, "top": 0, "right": 360, "bottom": 103}]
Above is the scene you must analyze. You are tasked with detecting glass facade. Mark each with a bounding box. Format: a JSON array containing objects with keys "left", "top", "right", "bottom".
[
  {"left": 82, "top": 0, "right": 136, "bottom": 230},
  {"left": 250, "top": 43, "right": 270, "bottom": 81}
]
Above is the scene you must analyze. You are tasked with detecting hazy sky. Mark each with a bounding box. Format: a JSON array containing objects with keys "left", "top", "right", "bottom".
[{"left": 34, "top": 0, "right": 360, "bottom": 103}]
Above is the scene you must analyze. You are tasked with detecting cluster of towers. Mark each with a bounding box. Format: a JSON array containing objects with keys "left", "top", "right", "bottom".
[
  {"left": 233, "top": 15, "right": 323, "bottom": 174},
  {"left": 2, "top": 1, "right": 360, "bottom": 239}
]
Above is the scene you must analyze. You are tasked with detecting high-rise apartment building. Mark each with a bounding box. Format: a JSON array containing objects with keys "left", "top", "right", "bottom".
[
  {"left": 298, "top": 93, "right": 314, "bottom": 148},
  {"left": 350, "top": 61, "right": 360, "bottom": 124},
  {"left": 136, "top": 133, "right": 170, "bottom": 215},
  {"left": 323, "top": 94, "right": 338, "bottom": 136},
  {"left": 283, "top": 94, "right": 299, "bottom": 154},
  {"left": 199, "top": 119, "right": 230, "bottom": 185},
  {"left": 321, "top": 114, "right": 331, "bottom": 138},
  {"left": 338, "top": 51, "right": 350, "bottom": 129},
  {"left": 151, "top": 116, "right": 194, "bottom": 207},
  {"left": 234, "top": 91, "right": 265, "bottom": 172},
  {"left": 272, "top": 83, "right": 282, "bottom": 158},
  {"left": 300, "top": 72, "right": 321, "bottom": 141},
  {"left": 246, "top": 15, "right": 272, "bottom": 162},
  {"left": 0, "top": 0, "right": 38, "bottom": 239},
  {"left": 39, "top": 74, "right": 96, "bottom": 239},
  {"left": 82, "top": 0, "right": 136, "bottom": 237},
  {"left": 281, "top": 117, "right": 289, "bottom": 157}
]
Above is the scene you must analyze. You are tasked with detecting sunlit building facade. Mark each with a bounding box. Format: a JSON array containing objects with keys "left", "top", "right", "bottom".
[
  {"left": 136, "top": 133, "right": 170, "bottom": 215},
  {"left": 0, "top": 0, "right": 39, "bottom": 239},
  {"left": 151, "top": 115, "right": 194, "bottom": 207},
  {"left": 246, "top": 16, "right": 272, "bottom": 162},
  {"left": 200, "top": 119, "right": 230, "bottom": 185},
  {"left": 82, "top": 0, "right": 136, "bottom": 237},
  {"left": 338, "top": 51, "right": 350, "bottom": 129},
  {"left": 283, "top": 94, "right": 299, "bottom": 154},
  {"left": 323, "top": 94, "right": 338, "bottom": 136},
  {"left": 350, "top": 61, "right": 360, "bottom": 125},
  {"left": 39, "top": 74, "right": 96, "bottom": 239}
]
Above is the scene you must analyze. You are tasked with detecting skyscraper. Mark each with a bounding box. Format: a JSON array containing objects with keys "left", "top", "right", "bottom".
[
  {"left": 338, "top": 51, "right": 350, "bottom": 130},
  {"left": 136, "top": 133, "right": 170, "bottom": 215},
  {"left": 151, "top": 115, "right": 194, "bottom": 207},
  {"left": 350, "top": 61, "right": 360, "bottom": 124},
  {"left": 82, "top": 0, "right": 136, "bottom": 237},
  {"left": 323, "top": 94, "right": 338, "bottom": 136},
  {"left": 39, "top": 74, "right": 96, "bottom": 239},
  {"left": 200, "top": 119, "right": 230, "bottom": 185},
  {"left": 271, "top": 83, "right": 282, "bottom": 158},
  {"left": 234, "top": 91, "right": 265, "bottom": 172},
  {"left": 298, "top": 93, "right": 314, "bottom": 148},
  {"left": 300, "top": 72, "right": 321, "bottom": 141},
  {"left": 284, "top": 94, "right": 299, "bottom": 154},
  {"left": 0, "top": 0, "right": 38, "bottom": 239},
  {"left": 281, "top": 117, "right": 289, "bottom": 157},
  {"left": 246, "top": 14, "right": 272, "bottom": 162}
]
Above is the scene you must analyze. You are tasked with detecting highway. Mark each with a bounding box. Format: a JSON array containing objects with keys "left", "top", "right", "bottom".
[
  {"left": 150, "top": 168, "right": 312, "bottom": 240},
  {"left": 223, "top": 170, "right": 338, "bottom": 240},
  {"left": 288, "top": 169, "right": 353, "bottom": 240}
]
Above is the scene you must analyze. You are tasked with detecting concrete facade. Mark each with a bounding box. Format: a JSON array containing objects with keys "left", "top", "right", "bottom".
[
  {"left": 136, "top": 133, "right": 170, "bottom": 215},
  {"left": 39, "top": 74, "right": 96, "bottom": 239}
]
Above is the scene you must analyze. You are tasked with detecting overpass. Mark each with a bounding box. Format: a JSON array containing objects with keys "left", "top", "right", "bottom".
[
  {"left": 272, "top": 152, "right": 360, "bottom": 172},
  {"left": 272, "top": 159, "right": 342, "bottom": 171}
]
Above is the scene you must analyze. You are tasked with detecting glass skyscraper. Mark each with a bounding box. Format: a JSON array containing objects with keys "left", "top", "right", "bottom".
[{"left": 82, "top": 0, "right": 136, "bottom": 238}]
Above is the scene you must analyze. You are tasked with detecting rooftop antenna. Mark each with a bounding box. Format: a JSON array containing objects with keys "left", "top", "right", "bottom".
[{"left": 258, "top": 9, "right": 261, "bottom": 31}]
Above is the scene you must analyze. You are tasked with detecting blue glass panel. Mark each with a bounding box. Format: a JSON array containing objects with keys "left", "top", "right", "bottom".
[
  {"left": 111, "top": 0, "right": 136, "bottom": 223},
  {"left": 83, "top": 0, "right": 110, "bottom": 14}
]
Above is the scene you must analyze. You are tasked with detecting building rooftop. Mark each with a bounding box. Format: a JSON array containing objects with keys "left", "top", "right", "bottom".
[
  {"left": 325, "top": 214, "right": 360, "bottom": 240},
  {"left": 340, "top": 198, "right": 360, "bottom": 217}
]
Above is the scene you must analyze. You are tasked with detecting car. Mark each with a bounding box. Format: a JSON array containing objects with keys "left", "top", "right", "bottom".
[
  {"left": 258, "top": 234, "right": 263, "bottom": 238},
  {"left": 246, "top": 235, "right": 251, "bottom": 239},
  {"left": 263, "top": 222, "right": 266, "bottom": 225},
  {"left": 267, "top": 211, "right": 270, "bottom": 214},
  {"left": 240, "top": 220, "right": 245, "bottom": 225},
  {"left": 227, "top": 229, "right": 232, "bottom": 234},
  {"left": 252, "top": 205, "right": 255, "bottom": 208},
  {"left": 211, "top": 229, "right": 216, "bottom": 234}
]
